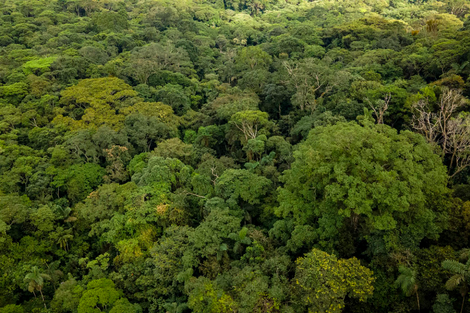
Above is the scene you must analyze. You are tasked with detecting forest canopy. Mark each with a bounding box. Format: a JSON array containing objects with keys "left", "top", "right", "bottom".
[{"left": 1, "top": 0, "right": 470, "bottom": 312}]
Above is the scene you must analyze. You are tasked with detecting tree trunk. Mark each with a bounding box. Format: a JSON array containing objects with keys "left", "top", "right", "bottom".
[
  {"left": 39, "top": 288, "right": 47, "bottom": 309},
  {"left": 416, "top": 291, "right": 420, "bottom": 312},
  {"left": 461, "top": 293, "right": 465, "bottom": 313}
]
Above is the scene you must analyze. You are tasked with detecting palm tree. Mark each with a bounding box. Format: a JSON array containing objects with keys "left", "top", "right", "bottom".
[
  {"left": 56, "top": 228, "right": 73, "bottom": 252},
  {"left": 24, "top": 266, "right": 51, "bottom": 309},
  {"left": 395, "top": 266, "right": 420, "bottom": 311},
  {"left": 442, "top": 249, "right": 470, "bottom": 313}
]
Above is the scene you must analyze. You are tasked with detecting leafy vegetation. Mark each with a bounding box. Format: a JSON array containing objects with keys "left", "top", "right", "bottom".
[{"left": 1, "top": 0, "right": 470, "bottom": 312}]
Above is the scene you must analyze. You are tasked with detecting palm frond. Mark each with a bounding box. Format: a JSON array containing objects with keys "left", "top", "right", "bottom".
[
  {"left": 442, "top": 260, "right": 467, "bottom": 276},
  {"left": 395, "top": 266, "right": 417, "bottom": 296},
  {"left": 445, "top": 274, "right": 464, "bottom": 290}
]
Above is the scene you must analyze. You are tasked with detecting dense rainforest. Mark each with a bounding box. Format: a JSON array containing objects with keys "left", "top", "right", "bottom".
[{"left": 2, "top": 0, "right": 470, "bottom": 312}]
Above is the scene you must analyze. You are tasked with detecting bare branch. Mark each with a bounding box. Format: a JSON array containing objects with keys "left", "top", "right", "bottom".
[
  {"left": 411, "top": 88, "right": 470, "bottom": 178},
  {"left": 183, "top": 191, "right": 206, "bottom": 199},
  {"left": 366, "top": 93, "right": 391, "bottom": 124}
]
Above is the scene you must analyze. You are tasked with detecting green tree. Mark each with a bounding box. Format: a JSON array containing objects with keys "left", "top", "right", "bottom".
[
  {"left": 129, "top": 43, "right": 194, "bottom": 83},
  {"left": 51, "top": 276, "right": 83, "bottom": 312},
  {"left": 155, "top": 84, "right": 191, "bottom": 115},
  {"left": 293, "top": 248, "right": 375, "bottom": 313},
  {"left": 215, "top": 169, "right": 272, "bottom": 206},
  {"left": 395, "top": 266, "right": 420, "bottom": 311},
  {"left": 22, "top": 57, "right": 57, "bottom": 75},
  {"left": 153, "top": 138, "right": 193, "bottom": 165},
  {"left": 433, "top": 294, "right": 456, "bottom": 313},
  {"left": 229, "top": 110, "right": 271, "bottom": 144},
  {"left": 282, "top": 58, "right": 350, "bottom": 112},
  {"left": 92, "top": 10, "right": 129, "bottom": 32},
  {"left": 277, "top": 121, "right": 449, "bottom": 253},
  {"left": 0, "top": 304, "right": 24, "bottom": 313},
  {"left": 122, "top": 113, "right": 175, "bottom": 153},
  {"left": 53, "top": 77, "right": 139, "bottom": 130},
  {"left": 51, "top": 163, "right": 106, "bottom": 203},
  {"left": 77, "top": 278, "right": 120, "bottom": 313},
  {"left": 204, "top": 89, "right": 260, "bottom": 122},
  {"left": 442, "top": 250, "right": 470, "bottom": 313},
  {"left": 109, "top": 298, "right": 142, "bottom": 313},
  {"left": 24, "top": 266, "right": 51, "bottom": 309},
  {"left": 235, "top": 46, "right": 272, "bottom": 71},
  {"left": 187, "top": 276, "right": 238, "bottom": 313}
]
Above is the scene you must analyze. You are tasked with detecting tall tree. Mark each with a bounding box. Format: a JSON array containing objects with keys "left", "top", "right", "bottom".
[
  {"left": 442, "top": 250, "right": 470, "bottom": 313},
  {"left": 277, "top": 120, "right": 449, "bottom": 253},
  {"left": 24, "top": 266, "right": 51, "bottom": 309},
  {"left": 395, "top": 266, "right": 420, "bottom": 311}
]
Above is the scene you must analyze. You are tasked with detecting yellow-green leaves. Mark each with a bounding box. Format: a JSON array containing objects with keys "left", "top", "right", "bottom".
[
  {"left": 293, "top": 249, "right": 375, "bottom": 313},
  {"left": 187, "top": 277, "right": 238, "bottom": 313},
  {"left": 53, "top": 77, "right": 138, "bottom": 131},
  {"left": 22, "top": 57, "right": 57, "bottom": 75},
  {"left": 52, "top": 78, "right": 179, "bottom": 134}
]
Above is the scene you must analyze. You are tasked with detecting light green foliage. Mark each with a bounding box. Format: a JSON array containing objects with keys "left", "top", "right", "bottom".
[
  {"left": 0, "top": 304, "right": 24, "bottom": 313},
  {"left": 1, "top": 0, "right": 470, "bottom": 312},
  {"left": 76, "top": 183, "right": 137, "bottom": 228},
  {"left": 59, "top": 78, "right": 137, "bottom": 110},
  {"left": 395, "top": 266, "right": 418, "bottom": 296},
  {"left": 0, "top": 194, "right": 31, "bottom": 226},
  {"left": 229, "top": 110, "right": 271, "bottom": 144},
  {"left": 153, "top": 138, "right": 193, "bottom": 165},
  {"left": 266, "top": 136, "right": 293, "bottom": 164},
  {"left": 53, "top": 77, "right": 139, "bottom": 130},
  {"left": 215, "top": 169, "right": 271, "bottom": 205},
  {"left": 395, "top": 266, "right": 421, "bottom": 310},
  {"left": 22, "top": 57, "right": 57, "bottom": 75},
  {"left": 51, "top": 163, "right": 106, "bottom": 203},
  {"left": 236, "top": 46, "right": 272, "bottom": 71},
  {"left": 131, "top": 156, "right": 193, "bottom": 195},
  {"left": 109, "top": 298, "right": 142, "bottom": 313},
  {"left": 24, "top": 266, "right": 51, "bottom": 308},
  {"left": 283, "top": 58, "right": 350, "bottom": 112},
  {"left": 206, "top": 89, "right": 260, "bottom": 121},
  {"left": 243, "top": 136, "right": 266, "bottom": 160},
  {"left": 195, "top": 125, "right": 223, "bottom": 148},
  {"left": 77, "top": 279, "right": 121, "bottom": 313},
  {"left": 187, "top": 276, "right": 238, "bottom": 313},
  {"left": 0, "top": 83, "right": 28, "bottom": 105},
  {"left": 121, "top": 101, "right": 177, "bottom": 126},
  {"left": 30, "top": 205, "right": 56, "bottom": 234},
  {"left": 293, "top": 249, "right": 375, "bottom": 313},
  {"left": 188, "top": 208, "right": 242, "bottom": 260},
  {"left": 51, "top": 276, "right": 83, "bottom": 313},
  {"left": 129, "top": 43, "right": 194, "bottom": 83},
  {"left": 192, "top": 154, "right": 239, "bottom": 196}
]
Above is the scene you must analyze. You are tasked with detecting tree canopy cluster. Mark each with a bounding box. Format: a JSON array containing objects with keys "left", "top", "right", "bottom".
[{"left": 1, "top": 0, "right": 470, "bottom": 312}]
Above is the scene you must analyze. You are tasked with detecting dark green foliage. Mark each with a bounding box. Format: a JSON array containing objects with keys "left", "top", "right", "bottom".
[
  {"left": 277, "top": 121, "right": 449, "bottom": 253},
  {"left": 1, "top": 0, "right": 470, "bottom": 312}
]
